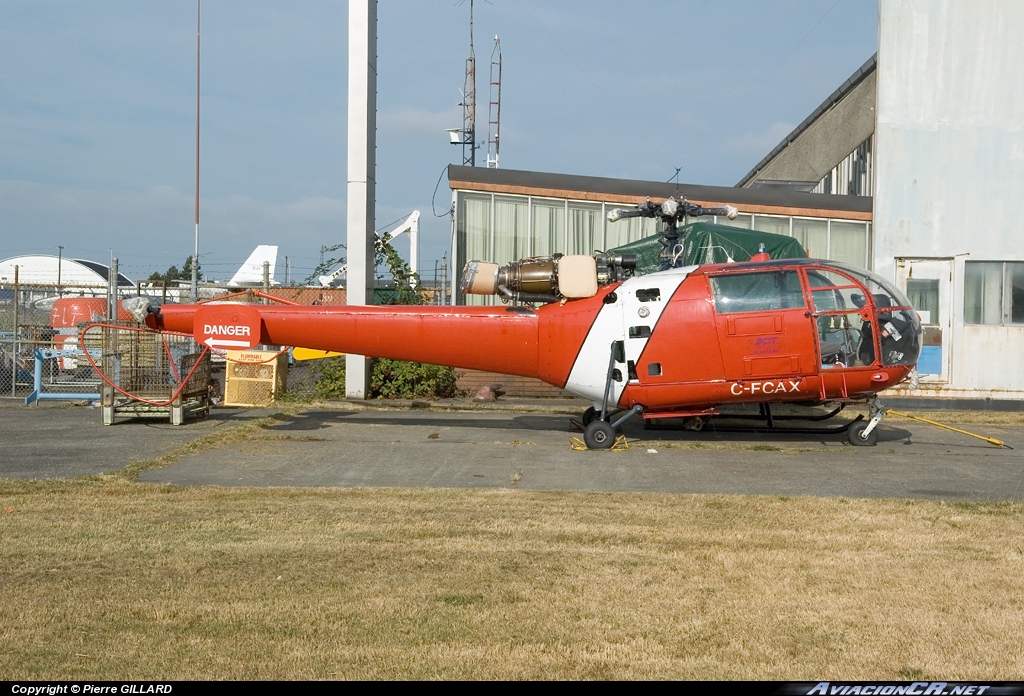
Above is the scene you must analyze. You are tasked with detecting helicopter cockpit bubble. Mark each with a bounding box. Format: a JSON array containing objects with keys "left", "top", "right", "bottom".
[{"left": 816, "top": 261, "right": 923, "bottom": 368}]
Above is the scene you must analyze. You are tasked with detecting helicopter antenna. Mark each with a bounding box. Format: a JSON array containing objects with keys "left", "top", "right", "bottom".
[{"left": 667, "top": 167, "right": 682, "bottom": 196}]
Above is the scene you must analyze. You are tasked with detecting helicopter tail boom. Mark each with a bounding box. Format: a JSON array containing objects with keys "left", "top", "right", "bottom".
[{"left": 149, "top": 303, "right": 543, "bottom": 378}]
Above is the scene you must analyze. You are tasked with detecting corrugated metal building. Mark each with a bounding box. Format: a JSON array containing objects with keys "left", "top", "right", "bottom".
[{"left": 874, "top": 0, "right": 1024, "bottom": 400}]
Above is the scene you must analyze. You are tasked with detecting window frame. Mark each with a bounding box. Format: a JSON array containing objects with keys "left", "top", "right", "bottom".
[{"left": 964, "top": 260, "right": 1024, "bottom": 327}]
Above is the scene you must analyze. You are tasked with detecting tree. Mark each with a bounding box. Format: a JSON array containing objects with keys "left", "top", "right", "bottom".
[
  {"left": 148, "top": 257, "right": 201, "bottom": 283},
  {"left": 148, "top": 265, "right": 180, "bottom": 282},
  {"left": 182, "top": 255, "right": 202, "bottom": 282},
  {"left": 303, "top": 234, "right": 421, "bottom": 305}
]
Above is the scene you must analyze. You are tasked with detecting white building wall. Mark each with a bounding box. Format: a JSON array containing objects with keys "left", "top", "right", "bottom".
[{"left": 875, "top": 0, "right": 1024, "bottom": 397}]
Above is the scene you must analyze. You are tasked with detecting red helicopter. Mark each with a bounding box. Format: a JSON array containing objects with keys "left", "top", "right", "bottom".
[{"left": 138, "top": 196, "right": 922, "bottom": 449}]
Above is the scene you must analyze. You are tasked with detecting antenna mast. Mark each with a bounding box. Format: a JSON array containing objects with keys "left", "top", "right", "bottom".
[
  {"left": 486, "top": 36, "right": 501, "bottom": 168},
  {"left": 461, "top": 0, "right": 476, "bottom": 166}
]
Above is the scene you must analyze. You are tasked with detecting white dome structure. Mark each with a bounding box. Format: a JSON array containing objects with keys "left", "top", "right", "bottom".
[{"left": 0, "top": 255, "right": 133, "bottom": 287}]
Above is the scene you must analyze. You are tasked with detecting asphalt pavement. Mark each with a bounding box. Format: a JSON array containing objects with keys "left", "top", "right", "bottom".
[{"left": 3, "top": 399, "right": 1022, "bottom": 502}]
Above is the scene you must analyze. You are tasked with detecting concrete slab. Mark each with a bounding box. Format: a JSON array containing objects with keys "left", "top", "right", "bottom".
[
  {"left": 0, "top": 403, "right": 269, "bottom": 479},
  {"left": 131, "top": 407, "right": 1024, "bottom": 502}
]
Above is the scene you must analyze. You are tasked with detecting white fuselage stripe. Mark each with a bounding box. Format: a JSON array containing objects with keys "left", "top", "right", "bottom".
[{"left": 564, "top": 266, "right": 695, "bottom": 404}]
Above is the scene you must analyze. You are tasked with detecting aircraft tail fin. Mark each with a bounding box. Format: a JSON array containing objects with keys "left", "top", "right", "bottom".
[{"left": 228, "top": 245, "right": 278, "bottom": 286}]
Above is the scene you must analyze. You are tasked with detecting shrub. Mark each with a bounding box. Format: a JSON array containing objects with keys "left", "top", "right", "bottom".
[
  {"left": 369, "top": 358, "right": 458, "bottom": 399},
  {"left": 312, "top": 356, "right": 459, "bottom": 400}
]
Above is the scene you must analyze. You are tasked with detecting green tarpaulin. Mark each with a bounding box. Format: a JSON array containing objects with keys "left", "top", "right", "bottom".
[{"left": 608, "top": 221, "right": 807, "bottom": 276}]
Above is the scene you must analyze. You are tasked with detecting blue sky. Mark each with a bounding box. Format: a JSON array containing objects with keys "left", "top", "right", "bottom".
[{"left": 0, "top": 0, "right": 878, "bottom": 284}]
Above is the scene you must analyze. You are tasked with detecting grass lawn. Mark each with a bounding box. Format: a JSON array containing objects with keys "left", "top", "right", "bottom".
[{"left": 3, "top": 473, "right": 1023, "bottom": 680}]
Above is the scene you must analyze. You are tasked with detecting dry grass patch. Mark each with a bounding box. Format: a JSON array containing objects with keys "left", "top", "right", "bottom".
[{"left": 2, "top": 480, "right": 1023, "bottom": 680}]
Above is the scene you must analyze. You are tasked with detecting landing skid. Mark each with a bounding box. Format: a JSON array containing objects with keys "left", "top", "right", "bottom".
[
  {"left": 724, "top": 402, "right": 848, "bottom": 423},
  {"left": 663, "top": 414, "right": 865, "bottom": 436},
  {"left": 645, "top": 403, "right": 862, "bottom": 436}
]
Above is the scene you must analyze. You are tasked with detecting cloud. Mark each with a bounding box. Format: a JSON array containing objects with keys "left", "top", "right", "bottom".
[
  {"left": 0, "top": 179, "right": 348, "bottom": 280},
  {"left": 378, "top": 107, "right": 462, "bottom": 136},
  {"left": 725, "top": 121, "right": 797, "bottom": 159}
]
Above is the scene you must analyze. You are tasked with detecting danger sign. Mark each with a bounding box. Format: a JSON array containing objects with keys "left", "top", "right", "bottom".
[{"left": 194, "top": 304, "right": 262, "bottom": 350}]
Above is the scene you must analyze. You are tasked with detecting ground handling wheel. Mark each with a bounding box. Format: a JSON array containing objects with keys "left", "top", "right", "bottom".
[
  {"left": 581, "top": 406, "right": 598, "bottom": 427},
  {"left": 583, "top": 420, "right": 617, "bottom": 449},
  {"left": 847, "top": 420, "right": 878, "bottom": 447}
]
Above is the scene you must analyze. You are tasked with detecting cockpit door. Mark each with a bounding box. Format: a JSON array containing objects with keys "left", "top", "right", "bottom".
[
  {"left": 709, "top": 269, "right": 818, "bottom": 382},
  {"left": 805, "top": 267, "right": 881, "bottom": 371},
  {"left": 896, "top": 258, "right": 951, "bottom": 382}
]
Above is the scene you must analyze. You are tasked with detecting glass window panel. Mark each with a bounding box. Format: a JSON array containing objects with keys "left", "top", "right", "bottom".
[
  {"left": 460, "top": 192, "right": 491, "bottom": 263},
  {"left": 717, "top": 213, "right": 751, "bottom": 229},
  {"left": 906, "top": 279, "right": 939, "bottom": 325},
  {"left": 567, "top": 202, "right": 602, "bottom": 255},
  {"left": 531, "top": 200, "right": 565, "bottom": 257},
  {"left": 751, "top": 215, "right": 790, "bottom": 237},
  {"left": 641, "top": 217, "right": 660, "bottom": 241},
  {"left": 793, "top": 218, "right": 828, "bottom": 259},
  {"left": 1009, "top": 262, "right": 1024, "bottom": 325},
  {"left": 806, "top": 268, "right": 860, "bottom": 289},
  {"left": 602, "top": 204, "right": 664, "bottom": 249},
  {"left": 879, "top": 309, "right": 922, "bottom": 366},
  {"left": 710, "top": 271, "right": 804, "bottom": 314},
  {"left": 605, "top": 217, "right": 635, "bottom": 249},
  {"left": 829, "top": 221, "right": 868, "bottom": 268},
  {"left": 964, "top": 262, "right": 1002, "bottom": 325},
  {"left": 457, "top": 192, "right": 491, "bottom": 306},
  {"left": 493, "top": 195, "right": 528, "bottom": 265}
]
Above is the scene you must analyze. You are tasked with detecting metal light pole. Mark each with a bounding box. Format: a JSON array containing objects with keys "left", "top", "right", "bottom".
[
  {"left": 191, "top": 0, "right": 201, "bottom": 303},
  {"left": 57, "top": 245, "right": 63, "bottom": 296}
]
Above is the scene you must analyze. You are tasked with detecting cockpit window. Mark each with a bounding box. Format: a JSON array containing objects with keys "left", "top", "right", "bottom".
[
  {"left": 809, "top": 263, "right": 922, "bottom": 368},
  {"left": 821, "top": 261, "right": 914, "bottom": 309},
  {"left": 877, "top": 308, "right": 922, "bottom": 366},
  {"left": 710, "top": 271, "right": 804, "bottom": 314},
  {"left": 807, "top": 269, "right": 868, "bottom": 314},
  {"left": 806, "top": 268, "right": 876, "bottom": 367}
]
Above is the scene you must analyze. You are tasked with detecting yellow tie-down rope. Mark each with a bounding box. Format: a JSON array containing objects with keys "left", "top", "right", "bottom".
[
  {"left": 570, "top": 435, "right": 630, "bottom": 451},
  {"left": 886, "top": 409, "right": 1013, "bottom": 449}
]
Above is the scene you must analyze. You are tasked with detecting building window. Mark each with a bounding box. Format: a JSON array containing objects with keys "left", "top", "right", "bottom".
[
  {"left": 965, "top": 261, "right": 1024, "bottom": 325},
  {"left": 715, "top": 212, "right": 751, "bottom": 229},
  {"left": 792, "top": 218, "right": 828, "bottom": 259},
  {"left": 828, "top": 221, "right": 869, "bottom": 268},
  {"left": 906, "top": 279, "right": 939, "bottom": 325},
  {"left": 751, "top": 214, "right": 790, "bottom": 238},
  {"left": 531, "top": 199, "right": 565, "bottom": 257},
  {"left": 459, "top": 192, "right": 491, "bottom": 265},
  {"left": 568, "top": 202, "right": 603, "bottom": 255},
  {"left": 493, "top": 195, "right": 528, "bottom": 264}
]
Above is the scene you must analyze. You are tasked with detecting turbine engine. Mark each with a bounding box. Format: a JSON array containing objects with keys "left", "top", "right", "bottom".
[{"left": 461, "top": 252, "right": 637, "bottom": 304}]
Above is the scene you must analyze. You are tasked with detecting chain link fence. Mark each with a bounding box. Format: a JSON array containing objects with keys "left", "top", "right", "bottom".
[
  {"left": 0, "top": 281, "right": 229, "bottom": 403},
  {"left": 0, "top": 280, "right": 438, "bottom": 404},
  {"left": 0, "top": 282, "right": 106, "bottom": 401}
]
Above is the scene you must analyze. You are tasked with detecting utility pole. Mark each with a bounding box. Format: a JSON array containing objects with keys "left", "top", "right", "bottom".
[
  {"left": 439, "top": 252, "right": 448, "bottom": 306},
  {"left": 191, "top": 0, "right": 201, "bottom": 303},
  {"left": 345, "top": 0, "right": 377, "bottom": 398}
]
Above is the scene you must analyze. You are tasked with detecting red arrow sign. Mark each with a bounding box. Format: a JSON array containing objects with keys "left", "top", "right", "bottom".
[{"left": 194, "top": 304, "right": 262, "bottom": 350}]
